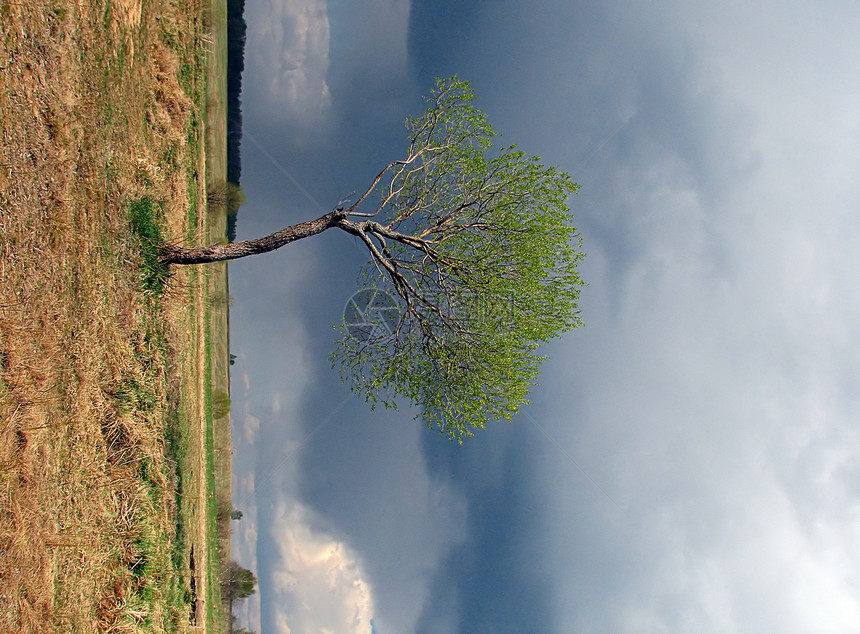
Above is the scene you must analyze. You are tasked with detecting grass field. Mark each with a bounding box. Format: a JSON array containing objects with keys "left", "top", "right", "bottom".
[
  {"left": 200, "top": 0, "right": 235, "bottom": 622},
  {"left": 0, "top": 0, "right": 229, "bottom": 631}
]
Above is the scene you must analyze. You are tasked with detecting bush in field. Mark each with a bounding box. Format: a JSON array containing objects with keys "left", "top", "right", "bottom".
[
  {"left": 222, "top": 560, "right": 256, "bottom": 603},
  {"left": 207, "top": 181, "right": 245, "bottom": 216}
]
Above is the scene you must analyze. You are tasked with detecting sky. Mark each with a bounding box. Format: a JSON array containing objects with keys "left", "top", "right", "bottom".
[{"left": 227, "top": 1, "right": 860, "bottom": 632}]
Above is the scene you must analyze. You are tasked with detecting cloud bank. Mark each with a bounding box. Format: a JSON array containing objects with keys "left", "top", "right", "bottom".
[
  {"left": 233, "top": 0, "right": 860, "bottom": 631},
  {"left": 408, "top": 0, "right": 860, "bottom": 630}
]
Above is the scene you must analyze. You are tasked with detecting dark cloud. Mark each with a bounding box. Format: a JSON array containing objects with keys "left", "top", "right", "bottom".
[
  {"left": 408, "top": 0, "right": 483, "bottom": 82},
  {"left": 417, "top": 425, "right": 558, "bottom": 633},
  {"left": 231, "top": 0, "right": 860, "bottom": 630}
]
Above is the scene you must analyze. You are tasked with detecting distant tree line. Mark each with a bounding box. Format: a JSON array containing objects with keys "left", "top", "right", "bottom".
[{"left": 226, "top": 0, "right": 246, "bottom": 242}]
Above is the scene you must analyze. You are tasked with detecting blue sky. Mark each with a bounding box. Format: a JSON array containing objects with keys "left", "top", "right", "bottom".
[{"left": 228, "top": 1, "right": 860, "bottom": 632}]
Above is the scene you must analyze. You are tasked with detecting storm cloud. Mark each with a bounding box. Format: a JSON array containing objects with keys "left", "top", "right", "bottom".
[{"left": 230, "top": 1, "right": 860, "bottom": 632}]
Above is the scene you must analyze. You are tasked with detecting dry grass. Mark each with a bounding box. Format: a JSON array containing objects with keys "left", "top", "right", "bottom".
[{"left": 0, "top": 0, "right": 211, "bottom": 631}]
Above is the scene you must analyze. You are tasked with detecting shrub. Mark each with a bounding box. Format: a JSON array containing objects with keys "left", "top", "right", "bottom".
[{"left": 206, "top": 181, "right": 245, "bottom": 216}]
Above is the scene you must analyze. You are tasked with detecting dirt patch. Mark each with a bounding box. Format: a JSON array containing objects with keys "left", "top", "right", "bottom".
[{"left": 1, "top": 1, "right": 210, "bottom": 631}]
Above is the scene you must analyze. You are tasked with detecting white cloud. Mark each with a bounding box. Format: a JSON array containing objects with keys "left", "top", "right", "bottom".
[
  {"left": 267, "top": 501, "right": 375, "bottom": 634},
  {"left": 247, "top": 0, "right": 331, "bottom": 126},
  {"left": 238, "top": 410, "right": 260, "bottom": 444}
]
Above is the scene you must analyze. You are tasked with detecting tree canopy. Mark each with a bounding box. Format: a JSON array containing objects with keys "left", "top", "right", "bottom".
[
  {"left": 160, "top": 77, "right": 585, "bottom": 442},
  {"left": 330, "top": 78, "right": 585, "bottom": 442}
]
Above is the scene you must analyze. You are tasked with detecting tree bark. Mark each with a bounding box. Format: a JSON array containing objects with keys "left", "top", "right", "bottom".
[{"left": 159, "top": 209, "right": 345, "bottom": 264}]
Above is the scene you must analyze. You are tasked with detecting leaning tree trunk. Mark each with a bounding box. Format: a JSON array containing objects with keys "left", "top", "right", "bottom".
[{"left": 158, "top": 209, "right": 345, "bottom": 264}]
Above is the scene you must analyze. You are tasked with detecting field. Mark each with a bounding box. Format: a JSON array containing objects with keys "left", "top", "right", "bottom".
[
  {"left": 0, "top": 0, "right": 229, "bottom": 631},
  {"left": 200, "top": 0, "right": 235, "bottom": 621}
]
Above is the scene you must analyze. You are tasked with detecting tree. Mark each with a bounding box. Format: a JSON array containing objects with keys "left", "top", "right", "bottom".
[
  {"left": 222, "top": 560, "right": 257, "bottom": 603},
  {"left": 160, "top": 77, "right": 585, "bottom": 441},
  {"left": 207, "top": 180, "right": 246, "bottom": 217},
  {"left": 230, "top": 509, "right": 243, "bottom": 520}
]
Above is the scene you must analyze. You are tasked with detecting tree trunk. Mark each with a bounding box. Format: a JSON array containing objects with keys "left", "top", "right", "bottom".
[{"left": 159, "top": 209, "right": 345, "bottom": 264}]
